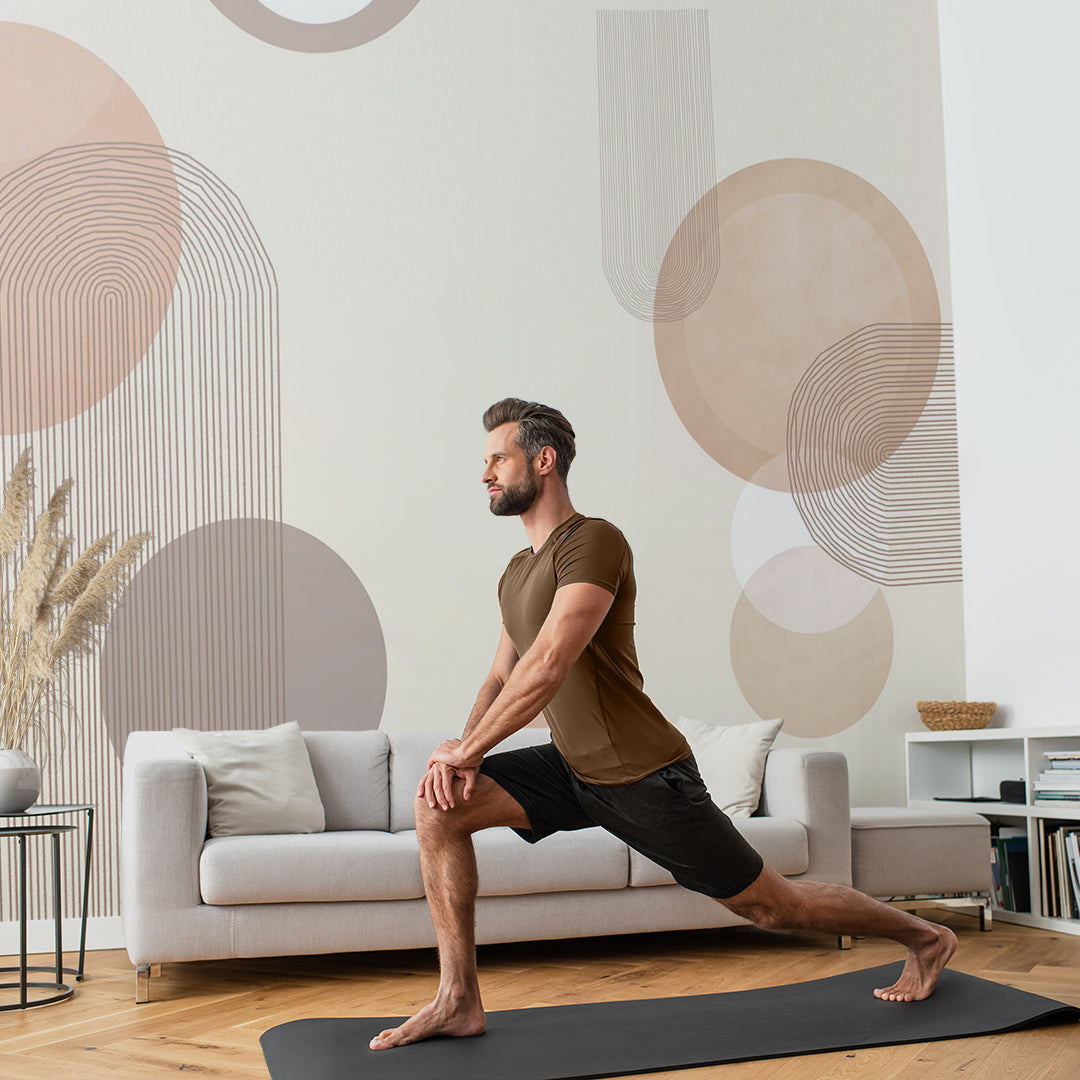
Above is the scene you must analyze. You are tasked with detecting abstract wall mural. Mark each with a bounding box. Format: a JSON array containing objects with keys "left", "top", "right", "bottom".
[
  {"left": 600, "top": 27, "right": 961, "bottom": 737},
  {"left": 788, "top": 324, "right": 961, "bottom": 586},
  {"left": 596, "top": 9, "right": 719, "bottom": 321},
  {"left": 208, "top": 0, "right": 422, "bottom": 52},
  {"left": 0, "top": 23, "right": 386, "bottom": 924},
  {"left": 101, "top": 519, "right": 387, "bottom": 753},
  {"left": 0, "top": 2, "right": 959, "bottom": 945}
]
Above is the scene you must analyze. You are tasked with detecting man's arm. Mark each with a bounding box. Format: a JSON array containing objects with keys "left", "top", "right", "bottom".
[
  {"left": 417, "top": 627, "right": 519, "bottom": 809},
  {"left": 462, "top": 627, "right": 520, "bottom": 740},
  {"left": 434, "top": 581, "right": 615, "bottom": 768}
]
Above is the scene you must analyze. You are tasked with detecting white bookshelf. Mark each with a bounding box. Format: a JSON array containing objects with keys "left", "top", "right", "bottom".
[{"left": 906, "top": 726, "right": 1080, "bottom": 935}]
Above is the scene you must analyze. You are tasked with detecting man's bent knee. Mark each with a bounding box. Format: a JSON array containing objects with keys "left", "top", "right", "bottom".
[
  {"left": 415, "top": 774, "right": 531, "bottom": 836},
  {"left": 719, "top": 866, "right": 797, "bottom": 931},
  {"left": 721, "top": 896, "right": 788, "bottom": 931}
]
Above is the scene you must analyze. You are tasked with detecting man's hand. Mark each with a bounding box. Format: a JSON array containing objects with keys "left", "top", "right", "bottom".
[{"left": 416, "top": 739, "right": 484, "bottom": 811}]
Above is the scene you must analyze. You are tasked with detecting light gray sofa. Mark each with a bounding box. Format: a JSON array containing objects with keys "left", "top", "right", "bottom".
[{"left": 121, "top": 728, "right": 852, "bottom": 1001}]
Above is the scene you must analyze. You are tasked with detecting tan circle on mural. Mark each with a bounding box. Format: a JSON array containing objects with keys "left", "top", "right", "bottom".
[
  {"left": 655, "top": 159, "right": 940, "bottom": 491},
  {"left": 0, "top": 22, "right": 166, "bottom": 176},
  {"left": 730, "top": 581, "right": 893, "bottom": 738},
  {"left": 208, "top": 0, "right": 421, "bottom": 52}
]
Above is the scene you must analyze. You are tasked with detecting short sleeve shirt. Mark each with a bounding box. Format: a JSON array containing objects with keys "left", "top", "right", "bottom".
[{"left": 497, "top": 514, "right": 691, "bottom": 785}]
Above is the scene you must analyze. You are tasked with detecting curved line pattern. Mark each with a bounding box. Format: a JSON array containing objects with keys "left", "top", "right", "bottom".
[
  {"left": 597, "top": 9, "right": 720, "bottom": 322},
  {"left": 0, "top": 143, "right": 282, "bottom": 921},
  {"left": 208, "top": 0, "right": 422, "bottom": 52},
  {"left": 787, "top": 324, "right": 961, "bottom": 586}
]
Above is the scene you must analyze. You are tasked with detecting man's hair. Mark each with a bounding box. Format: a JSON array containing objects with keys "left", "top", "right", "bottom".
[{"left": 483, "top": 398, "right": 576, "bottom": 483}]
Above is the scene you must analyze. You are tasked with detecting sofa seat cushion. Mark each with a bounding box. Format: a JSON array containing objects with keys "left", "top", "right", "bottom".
[
  {"left": 473, "top": 826, "right": 628, "bottom": 896},
  {"left": 850, "top": 806, "right": 991, "bottom": 897},
  {"left": 628, "top": 817, "right": 809, "bottom": 887},
  {"left": 199, "top": 831, "right": 424, "bottom": 905}
]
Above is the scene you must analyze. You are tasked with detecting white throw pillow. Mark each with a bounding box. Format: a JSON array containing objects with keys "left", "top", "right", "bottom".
[
  {"left": 173, "top": 721, "right": 325, "bottom": 837},
  {"left": 674, "top": 716, "right": 784, "bottom": 818}
]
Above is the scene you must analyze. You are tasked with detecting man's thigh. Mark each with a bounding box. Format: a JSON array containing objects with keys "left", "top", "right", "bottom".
[
  {"left": 479, "top": 743, "right": 594, "bottom": 842},
  {"left": 578, "top": 756, "right": 765, "bottom": 900}
]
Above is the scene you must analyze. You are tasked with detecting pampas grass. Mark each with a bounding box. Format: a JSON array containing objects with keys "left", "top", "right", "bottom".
[{"left": 0, "top": 449, "right": 150, "bottom": 759}]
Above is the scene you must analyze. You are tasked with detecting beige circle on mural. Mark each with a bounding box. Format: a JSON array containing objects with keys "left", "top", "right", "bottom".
[
  {"left": 741, "top": 545, "right": 878, "bottom": 636},
  {"left": 0, "top": 22, "right": 166, "bottom": 176},
  {"left": 655, "top": 159, "right": 940, "bottom": 492},
  {"left": 208, "top": 0, "right": 421, "bottom": 52},
  {"left": 730, "top": 581, "right": 893, "bottom": 737}
]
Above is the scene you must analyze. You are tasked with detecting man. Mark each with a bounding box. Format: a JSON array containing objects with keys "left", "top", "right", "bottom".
[{"left": 370, "top": 398, "right": 956, "bottom": 1051}]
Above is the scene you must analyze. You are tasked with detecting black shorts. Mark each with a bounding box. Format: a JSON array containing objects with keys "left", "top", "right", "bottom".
[{"left": 478, "top": 742, "right": 764, "bottom": 900}]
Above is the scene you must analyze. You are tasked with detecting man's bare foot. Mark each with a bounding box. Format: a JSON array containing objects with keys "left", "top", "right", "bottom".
[
  {"left": 369, "top": 997, "right": 487, "bottom": 1050},
  {"left": 874, "top": 923, "right": 958, "bottom": 1002}
]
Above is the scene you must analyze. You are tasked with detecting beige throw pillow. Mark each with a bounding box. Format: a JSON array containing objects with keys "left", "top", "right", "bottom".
[
  {"left": 173, "top": 721, "right": 325, "bottom": 837},
  {"left": 674, "top": 716, "right": 784, "bottom": 818}
]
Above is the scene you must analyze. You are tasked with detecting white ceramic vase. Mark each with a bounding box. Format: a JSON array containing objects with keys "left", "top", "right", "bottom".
[{"left": 0, "top": 748, "right": 41, "bottom": 814}]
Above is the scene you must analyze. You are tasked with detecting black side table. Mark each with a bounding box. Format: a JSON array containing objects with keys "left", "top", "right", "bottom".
[{"left": 0, "top": 803, "right": 95, "bottom": 1010}]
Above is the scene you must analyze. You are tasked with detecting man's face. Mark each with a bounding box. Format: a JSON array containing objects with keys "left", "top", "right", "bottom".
[{"left": 483, "top": 423, "right": 538, "bottom": 517}]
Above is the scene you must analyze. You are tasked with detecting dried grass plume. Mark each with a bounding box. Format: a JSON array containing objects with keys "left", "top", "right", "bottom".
[{"left": 0, "top": 449, "right": 151, "bottom": 757}]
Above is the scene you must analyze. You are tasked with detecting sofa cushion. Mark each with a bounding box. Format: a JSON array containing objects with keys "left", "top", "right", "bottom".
[
  {"left": 850, "top": 806, "right": 991, "bottom": 897},
  {"left": 473, "top": 826, "right": 628, "bottom": 896},
  {"left": 304, "top": 730, "right": 390, "bottom": 831},
  {"left": 199, "top": 830, "right": 424, "bottom": 904},
  {"left": 173, "top": 722, "right": 325, "bottom": 837},
  {"left": 628, "top": 817, "right": 809, "bottom": 887},
  {"left": 674, "top": 716, "right": 783, "bottom": 818},
  {"left": 387, "top": 729, "right": 551, "bottom": 832}
]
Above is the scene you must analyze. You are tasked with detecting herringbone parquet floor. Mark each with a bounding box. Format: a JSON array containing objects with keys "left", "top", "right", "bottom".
[{"left": 2, "top": 911, "right": 1079, "bottom": 1079}]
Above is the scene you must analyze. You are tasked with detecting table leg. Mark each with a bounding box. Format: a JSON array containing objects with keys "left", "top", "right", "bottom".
[
  {"left": 77, "top": 808, "right": 94, "bottom": 980},
  {"left": 18, "top": 835, "right": 27, "bottom": 1008},
  {"left": 52, "top": 832, "right": 64, "bottom": 986}
]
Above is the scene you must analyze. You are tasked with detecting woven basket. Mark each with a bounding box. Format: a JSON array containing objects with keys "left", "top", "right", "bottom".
[{"left": 917, "top": 700, "right": 997, "bottom": 731}]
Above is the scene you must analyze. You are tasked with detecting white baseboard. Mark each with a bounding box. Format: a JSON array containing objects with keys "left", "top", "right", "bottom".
[{"left": 0, "top": 916, "right": 125, "bottom": 958}]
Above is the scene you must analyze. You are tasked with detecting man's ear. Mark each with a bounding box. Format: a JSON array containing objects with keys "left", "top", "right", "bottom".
[{"left": 535, "top": 445, "right": 558, "bottom": 477}]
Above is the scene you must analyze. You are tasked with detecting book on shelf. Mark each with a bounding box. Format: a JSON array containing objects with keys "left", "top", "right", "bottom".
[
  {"left": 1039, "top": 821, "right": 1080, "bottom": 919},
  {"left": 991, "top": 835, "right": 1031, "bottom": 912}
]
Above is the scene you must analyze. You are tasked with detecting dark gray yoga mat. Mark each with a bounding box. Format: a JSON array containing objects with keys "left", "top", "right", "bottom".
[{"left": 260, "top": 961, "right": 1080, "bottom": 1080}]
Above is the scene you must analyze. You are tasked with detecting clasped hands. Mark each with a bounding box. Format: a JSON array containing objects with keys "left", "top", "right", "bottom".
[{"left": 416, "top": 738, "right": 484, "bottom": 811}]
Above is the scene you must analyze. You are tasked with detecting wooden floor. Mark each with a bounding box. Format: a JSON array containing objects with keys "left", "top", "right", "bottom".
[{"left": 2, "top": 911, "right": 1079, "bottom": 1079}]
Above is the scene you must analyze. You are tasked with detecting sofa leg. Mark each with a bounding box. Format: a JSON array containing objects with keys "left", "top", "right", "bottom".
[
  {"left": 136, "top": 963, "right": 161, "bottom": 1004},
  {"left": 837, "top": 935, "right": 852, "bottom": 950}
]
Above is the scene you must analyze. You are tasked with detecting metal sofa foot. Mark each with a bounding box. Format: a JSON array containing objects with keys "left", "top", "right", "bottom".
[{"left": 136, "top": 963, "right": 161, "bottom": 1004}]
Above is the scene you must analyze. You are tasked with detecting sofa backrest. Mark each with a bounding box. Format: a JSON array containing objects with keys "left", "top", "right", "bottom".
[
  {"left": 304, "top": 730, "right": 390, "bottom": 831},
  {"left": 387, "top": 728, "right": 551, "bottom": 832}
]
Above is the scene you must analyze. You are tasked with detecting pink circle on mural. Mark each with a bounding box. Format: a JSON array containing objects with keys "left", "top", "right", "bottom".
[
  {"left": 0, "top": 24, "right": 180, "bottom": 437},
  {"left": 0, "top": 23, "right": 167, "bottom": 180}
]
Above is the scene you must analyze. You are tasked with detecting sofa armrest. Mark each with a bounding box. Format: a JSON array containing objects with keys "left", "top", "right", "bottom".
[
  {"left": 758, "top": 748, "right": 851, "bottom": 886},
  {"left": 121, "top": 733, "right": 210, "bottom": 957}
]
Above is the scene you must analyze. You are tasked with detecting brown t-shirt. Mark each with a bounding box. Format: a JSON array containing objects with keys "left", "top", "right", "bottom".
[{"left": 497, "top": 513, "right": 691, "bottom": 785}]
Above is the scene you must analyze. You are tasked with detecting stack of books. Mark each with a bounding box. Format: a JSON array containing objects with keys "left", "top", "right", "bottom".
[
  {"left": 1039, "top": 820, "right": 1080, "bottom": 919},
  {"left": 1034, "top": 750, "right": 1080, "bottom": 806}
]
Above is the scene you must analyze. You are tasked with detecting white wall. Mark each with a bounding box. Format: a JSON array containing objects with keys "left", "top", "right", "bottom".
[{"left": 940, "top": 1, "right": 1080, "bottom": 727}]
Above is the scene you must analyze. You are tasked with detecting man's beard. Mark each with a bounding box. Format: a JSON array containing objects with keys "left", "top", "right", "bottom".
[{"left": 488, "top": 472, "right": 538, "bottom": 516}]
